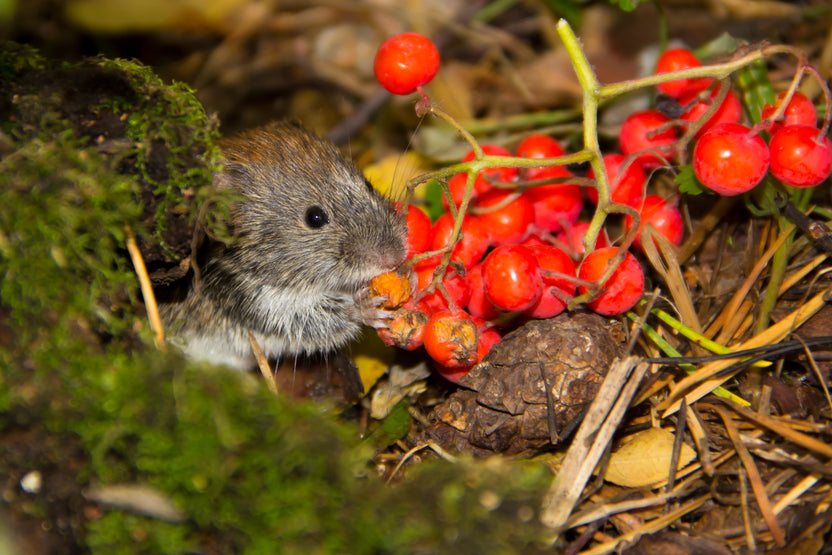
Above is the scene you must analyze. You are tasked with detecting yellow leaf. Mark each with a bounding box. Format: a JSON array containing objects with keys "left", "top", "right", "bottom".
[
  {"left": 362, "top": 152, "right": 429, "bottom": 201},
  {"left": 66, "top": 0, "right": 245, "bottom": 33},
  {"left": 605, "top": 427, "right": 696, "bottom": 488},
  {"left": 352, "top": 330, "right": 396, "bottom": 394}
]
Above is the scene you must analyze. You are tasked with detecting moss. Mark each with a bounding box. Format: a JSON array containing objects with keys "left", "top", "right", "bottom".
[
  {"left": 4, "top": 337, "right": 553, "bottom": 553},
  {"left": 0, "top": 42, "right": 231, "bottom": 280},
  {"left": 0, "top": 43, "right": 554, "bottom": 554},
  {"left": 0, "top": 129, "right": 141, "bottom": 338},
  {"left": 94, "top": 55, "right": 227, "bottom": 257}
]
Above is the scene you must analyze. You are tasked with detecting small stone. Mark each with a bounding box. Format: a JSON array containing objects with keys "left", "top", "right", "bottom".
[{"left": 20, "top": 470, "right": 42, "bottom": 493}]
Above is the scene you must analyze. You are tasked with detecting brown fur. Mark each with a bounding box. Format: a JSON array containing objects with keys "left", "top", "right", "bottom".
[{"left": 158, "top": 121, "right": 407, "bottom": 369}]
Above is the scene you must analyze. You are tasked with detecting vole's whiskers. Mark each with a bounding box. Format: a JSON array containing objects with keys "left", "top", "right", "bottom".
[{"left": 386, "top": 116, "right": 427, "bottom": 205}]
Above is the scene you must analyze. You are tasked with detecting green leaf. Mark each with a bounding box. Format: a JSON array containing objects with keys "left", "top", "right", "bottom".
[
  {"left": 367, "top": 400, "right": 412, "bottom": 448},
  {"left": 736, "top": 59, "right": 776, "bottom": 124},
  {"left": 675, "top": 165, "right": 708, "bottom": 196},
  {"left": 694, "top": 33, "right": 741, "bottom": 62},
  {"left": 424, "top": 179, "right": 446, "bottom": 221},
  {"left": 609, "top": 0, "right": 644, "bottom": 12},
  {"left": 746, "top": 175, "right": 783, "bottom": 217}
]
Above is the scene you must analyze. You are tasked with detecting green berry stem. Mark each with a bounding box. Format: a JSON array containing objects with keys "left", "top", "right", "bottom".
[
  {"left": 408, "top": 104, "right": 593, "bottom": 193},
  {"left": 556, "top": 19, "right": 645, "bottom": 305},
  {"left": 761, "top": 66, "right": 804, "bottom": 130},
  {"left": 675, "top": 78, "right": 732, "bottom": 158},
  {"left": 555, "top": 19, "right": 611, "bottom": 255},
  {"left": 421, "top": 101, "right": 484, "bottom": 159},
  {"left": 755, "top": 186, "right": 814, "bottom": 334},
  {"left": 555, "top": 18, "right": 644, "bottom": 304},
  {"left": 407, "top": 151, "right": 595, "bottom": 199},
  {"left": 624, "top": 309, "right": 749, "bottom": 406}
]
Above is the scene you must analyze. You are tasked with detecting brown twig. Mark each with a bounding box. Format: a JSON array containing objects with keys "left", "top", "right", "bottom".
[
  {"left": 541, "top": 358, "right": 649, "bottom": 533},
  {"left": 125, "top": 226, "right": 166, "bottom": 349},
  {"left": 782, "top": 202, "right": 832, "bottom": 255},
  {"left": 247, "top": 332, "right": 277, "bottom": 394},
  {"left": 714, "top": 406, "right": 786, "bottom": 546}
]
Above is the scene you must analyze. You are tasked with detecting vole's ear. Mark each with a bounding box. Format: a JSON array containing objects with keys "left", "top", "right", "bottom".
[
  {"left": 213, "top": 170, "right": 234, "bottom": 191},
  {"left": 213, "top": 162, "right": 248, "bottom": 191}
]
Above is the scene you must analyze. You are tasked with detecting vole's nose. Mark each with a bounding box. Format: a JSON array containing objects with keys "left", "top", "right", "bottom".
[{"left": 379, "top": 250, "right": 405, "bottom": 270}]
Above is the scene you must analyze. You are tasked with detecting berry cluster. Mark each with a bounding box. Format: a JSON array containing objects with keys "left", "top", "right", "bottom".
[
  {"left": 371, "top": 35, "right": 832, "bottom": 383},
  {"left": 374, "top": 133, "right": 651, "bottom": 381},
  {"left": 648, "top": 48, "right": 832, "bottom": 195}
]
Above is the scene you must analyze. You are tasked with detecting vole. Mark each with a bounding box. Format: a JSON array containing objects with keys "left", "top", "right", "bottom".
[{"left": 158, "top": 120, "right": 407, "bottom": 371}]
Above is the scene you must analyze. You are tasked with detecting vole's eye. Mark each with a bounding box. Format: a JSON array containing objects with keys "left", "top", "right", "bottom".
[
  {"left": 304, "top": 206, "right": 329, "bottom": 229},
  {"left": 364, "top": 178, "right": 376, "bottom": 195}
]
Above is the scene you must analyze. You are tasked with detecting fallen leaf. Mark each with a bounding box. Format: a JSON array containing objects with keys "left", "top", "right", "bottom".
[
  {"left": 371, "top": 362, "right": 431, "bottom": 419},
  {"left": 352, "top": 331, "right": 397, "bottom": 394},
  {"left": 605, "top": 427, "right": 696, "bottom": 488}
]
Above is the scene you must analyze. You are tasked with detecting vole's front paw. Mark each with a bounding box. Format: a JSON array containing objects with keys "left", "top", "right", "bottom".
[
  {"left": 355, "top": 270, "right": 414, "bottom": 328},
  {"left": 353, "top": 295, "right": 397, "bottom": 329}
]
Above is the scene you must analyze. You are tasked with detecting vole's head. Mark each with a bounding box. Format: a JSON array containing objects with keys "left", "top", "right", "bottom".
[{"left": 214, "top": 121, "right": 407, "bottom": 294}]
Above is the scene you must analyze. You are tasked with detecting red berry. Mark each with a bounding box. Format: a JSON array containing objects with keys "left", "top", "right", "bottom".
[
  {"left": 520, "top": 233, "right": 548, "bottom": 248},
  {"left": 482, "top": 245, "right": 543, "bottom": 312},
  {"left": 466, "top": 262, "right": 501, "bottom": 321},
  {"left": 586, "top": 154, "right": 647, "bottom": 208},
  {"left": 405, "top": 205, "right": 433, "bottom": 259},
  {"left": 619, "top": 109, "right": 679, "bottom": 168},
  {"left": 424, "top": 309, "right": 479, "bottom": 370},
  {"left": 769, "top": 125, "right": 832, "bottom": 188},
  {"left": 419, "top": 213, "right": 490, "bottom": 270},
  {"left": 473, "top": 189, "right": 535, "bottom": 246},
  {"left": 516, "top": 134, "right": 566, "bottom": 181},
  {"left": 522, "top": 161, "right": 583, "bottom": 234},
  {"left": 516, "top": 133, "right": 566, "bottom": 159},
  {"left": 625, "top": 195, "right": 684, "bottom": 251},
  {"left": 526, "top": 182, "right": 583, "bottom": 233},
  {"left": 555, "top": 221, "right": 610, "bottom": 257},
  {"left": 377, "top": 306, "right": 429, "bottom": 350},
  {"left": 415, "top": 263, "right": 471, "bottom": 313},
  {"left": 433, "top": 362, "right": 470, "bottom": 383},
  {"left": 374, "top": 32, "right": 440, "bottom": 95},
  {"left": 462, "top": 145, "right": 518, "bottom": 195},
  {"left": 762, "top": 91, "right": 817, "bottom": 134},
  {"left": 679, "top": 85, "right": 742, "bottom": 139},
  {"left": 578, "top": 248, "right": 644, "bottom": 316},
  {"left": 476, "top": 323, "right": 502, "bottom": 360},
  {"left": 693, "top": 123, "right": 770, "bottom": 196},
  {"left": 434, "top": 318, "right": 501, "bottom": 383},
  {"left": 654, "top": 47, "right": 712, "bottom": 99},
  {"left": 523, "top": 245, "right": 576, "bottom": 319}
]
